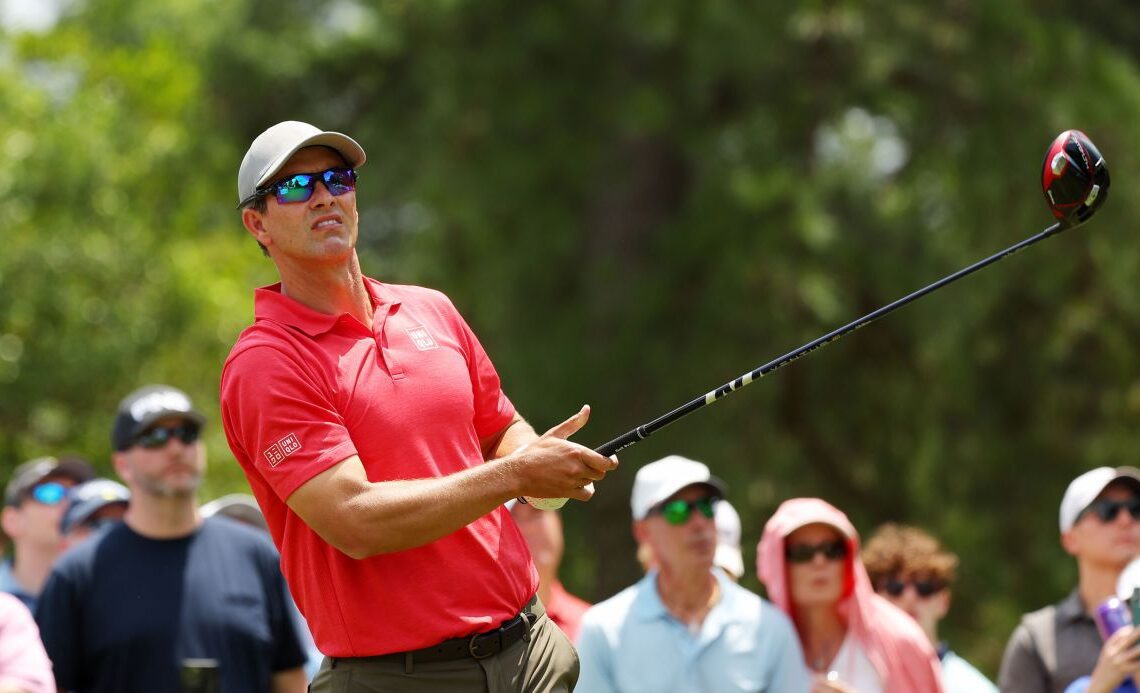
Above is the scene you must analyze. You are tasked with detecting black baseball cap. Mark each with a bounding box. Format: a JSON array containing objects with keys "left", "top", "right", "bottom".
[
  {"left": 4, "top": 456, "right": 95, "bottom": 506},
  {"left": 111, "top": 385, "right": 206, "bottom": 451}
]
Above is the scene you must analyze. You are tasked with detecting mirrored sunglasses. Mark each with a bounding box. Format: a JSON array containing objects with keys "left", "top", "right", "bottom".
[
  {"left": 879, "top": 577, "right": 945, "bottom": 598},
  {"left": 28, "top": 481, "right": 68, "bottom": 506},
  {"left": 785, "top": 539, "right": 849, "bottom": 564},
  {"left": 1081, "top": 497, "right": 1140, "bottom": 524},
  {"left": 653, "top": 496, "right": 720, "bottom": 526},
  {"left": 242, "top": 167, "right": 356, "bottom": 206},
  {"left": 133, "top": 422, "right": 201, "bottom": 450}
]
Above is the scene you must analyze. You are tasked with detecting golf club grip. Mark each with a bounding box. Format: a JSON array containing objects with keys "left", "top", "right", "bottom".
[
  {"left": 594, "top": 429, "right": 645, "bottom": 457},
  {"left": 592, "top": 220, "right": 1069, "bottom": 458}
]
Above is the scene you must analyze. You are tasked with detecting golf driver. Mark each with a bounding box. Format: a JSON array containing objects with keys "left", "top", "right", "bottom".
[{"left": 524, "top": 129, "right": 1109, "bottom": 509}]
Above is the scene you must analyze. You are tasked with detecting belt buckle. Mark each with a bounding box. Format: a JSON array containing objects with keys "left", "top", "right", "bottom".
[{"left": 468, "top": 631, "right": 498, "bottom": 660}]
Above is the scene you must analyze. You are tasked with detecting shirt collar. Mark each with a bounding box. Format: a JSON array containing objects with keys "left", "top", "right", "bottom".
[
  {"left": 631, "top": 567, "right": 745, "bottom": 623},
  {"left": 253, "top": 277, "right": 400, "bottom": 337},
  {"left": 1057, "top": 588, "right": 1093, "bottom": 623}
]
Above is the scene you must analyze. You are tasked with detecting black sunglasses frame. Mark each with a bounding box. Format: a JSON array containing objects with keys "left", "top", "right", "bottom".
[
  {"left": 879, "top": 577, "right": 945, "bottom": 598},
  {"left": 1080, "top": 497, "right": 1140, "bottom": 524},
  {"left": 238, "top": 167, "right": 357, "bottom": 208},
  {"left": 652, "top": 496, "right": 721, "bottom": 526},
  {"left": 785, "top": 539, "right": 850, "bottom": 564},
  {"left": 133, "top": 422, "right": 201, "bottom": 450}
]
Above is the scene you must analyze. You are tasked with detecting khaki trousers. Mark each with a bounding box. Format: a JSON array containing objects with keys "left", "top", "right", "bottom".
[{"left": 309, "top": 606, "right": 578, "bottom": 693}]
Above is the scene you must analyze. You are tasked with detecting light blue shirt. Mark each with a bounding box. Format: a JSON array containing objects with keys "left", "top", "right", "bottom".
[
  {"left": 942, "top": 650, "right": 998, "bottom": 693},
  {"left": 0, "top": 559, "right": 35, "bottom": 613},
  {"left": 576, "top": 569, "right": 809, "bottom": 693}
]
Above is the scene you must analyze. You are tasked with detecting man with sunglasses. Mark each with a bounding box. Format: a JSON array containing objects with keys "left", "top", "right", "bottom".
[
  {"left": 576, "top": 455, "right": 806, "bottom": 692},
  {"left": 0, "top": 456, "right": 94, "bottom": 611},
  {"left": 35, "top": 384, "right": 308, "bottom": 692},
  {"left": 222, "top": 121, "right": 616, "bottom": 692},
  {"left": 862, "top": 523, "right": 997, "bottom": 693},
  {"left": 1000, "top": 466, "right": 1140, "bottom": 693}
]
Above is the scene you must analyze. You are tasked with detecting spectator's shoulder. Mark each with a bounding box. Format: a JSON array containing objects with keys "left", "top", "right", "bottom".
[
  {"left": 201, "top": 516, "right": 276, "bottom": 551},
  {"left": 58, "top": 522, "right": 124, "bottom": 566},
  {"left": 581, "top": 582, "right": 644, "bottom": 629}
]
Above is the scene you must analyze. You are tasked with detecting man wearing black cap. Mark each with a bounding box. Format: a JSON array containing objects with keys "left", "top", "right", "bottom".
[
  {"left": 35, "top": 384, "right": 307, "bottom": 693},
  {"left": 0, "top": 455, "right": 94, "bottom": 611},
  {"left": 222, "top": 121, "right": 616, "bottom": 692}
]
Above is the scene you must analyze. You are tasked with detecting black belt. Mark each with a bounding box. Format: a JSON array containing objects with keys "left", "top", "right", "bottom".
[{"left": 334, "top": 600, "right": 540, "bottom": 668}]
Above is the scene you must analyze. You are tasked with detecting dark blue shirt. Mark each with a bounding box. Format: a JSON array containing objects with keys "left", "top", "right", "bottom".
[{"left": 35, "top": 516, "right": 305, "bottom": 692}]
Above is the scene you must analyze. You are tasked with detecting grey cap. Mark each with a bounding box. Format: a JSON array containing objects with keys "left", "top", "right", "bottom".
[
  {"left": 4, "top": 456, "right": 95, "bottom": 506},
  {"left": 60, "top": 478, "right": 130, "bottom": 534},
  {"left": 237, "top": 120, "right": 367, "bottom": 205},
  {"left": 200, "top": 493, "right": 267, "bottom": 532}
]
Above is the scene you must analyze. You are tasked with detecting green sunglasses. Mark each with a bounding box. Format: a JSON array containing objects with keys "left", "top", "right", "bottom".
[{"left": 652, "top": 496, "right": 720, "bottom": 525}]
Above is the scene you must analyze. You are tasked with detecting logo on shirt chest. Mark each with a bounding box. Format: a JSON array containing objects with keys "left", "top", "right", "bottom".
[
  {"left": 263, "top": 433, "right": 302, "bottom": 468},
  {"left": 405, "top": 325, "right": 439, "bottom": 351}
]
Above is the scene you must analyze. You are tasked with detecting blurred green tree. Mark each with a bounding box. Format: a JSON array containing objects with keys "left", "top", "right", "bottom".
[{"left": 3, "top": 0, "right": 1140, "bottom": 675}]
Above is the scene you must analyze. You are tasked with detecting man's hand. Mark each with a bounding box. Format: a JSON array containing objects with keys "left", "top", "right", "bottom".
[
  {"left": 506, "top": 405, "right": 618, "bottom": 503},
  {"left": 1087, "top": 625, "right": 1140, "bottom": 693}
]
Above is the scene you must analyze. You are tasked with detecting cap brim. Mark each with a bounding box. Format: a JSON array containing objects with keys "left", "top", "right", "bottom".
[
  {"left": 254, "top": 132, "right": 367, "bottom": 191},
  {"left": 61, "top": 499, "right": 127, "bottom": 534},
  {"left": 715, "top": 545, "right": 745, "bottom": 579},
  {"left": 128, "top": 409, "right": 206, "bottom": 444}
]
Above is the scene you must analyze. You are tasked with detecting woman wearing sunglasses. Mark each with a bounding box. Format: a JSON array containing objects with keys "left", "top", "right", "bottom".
[{"left": 757, "top": 498, "right": 942, "bottom": 692}]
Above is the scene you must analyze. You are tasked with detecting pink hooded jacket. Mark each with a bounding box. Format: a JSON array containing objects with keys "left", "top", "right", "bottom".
[{"left": 757, "top": 498, "right": 943, "bottom": 693}]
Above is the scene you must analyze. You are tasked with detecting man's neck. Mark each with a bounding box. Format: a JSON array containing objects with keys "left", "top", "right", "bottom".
[
  {"left": 276, "top": 252, "right": 374, "bottom": 327},
  {"left": 656, "top": 566, "right": 718, "bottom": 628},
  {"left": 1078, "top": 561, "right": 1127, "bottom": 613},
  {"left": 124, "top": 495, "right": 201, "bottom": 539},
  {"left": 10, "top": 544, "right": 59, "bottom": 597}
]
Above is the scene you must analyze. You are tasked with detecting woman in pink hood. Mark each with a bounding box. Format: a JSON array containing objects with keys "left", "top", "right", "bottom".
[{"left": 757, "top": 498, "right": 942, "bottom": 693}]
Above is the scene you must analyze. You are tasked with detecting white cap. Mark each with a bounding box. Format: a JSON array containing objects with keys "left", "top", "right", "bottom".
[
  {"left": 200, "top": 493, "right": 267, "bottom": 531},
  {"left": 630, "top": 455, "right": 726, "bottom": 521},
  {"left": 1059, "top": 466, "right": 1140, "bottom": 533},
  {"left": 714, "top": 499, "right": 745, "bottom": 579},
  {"left": 237, "top": 120, "right": 366, "bottom": 205},
  {"left": 1117, "top": 556, "right": 1140, "bottom": 601}
]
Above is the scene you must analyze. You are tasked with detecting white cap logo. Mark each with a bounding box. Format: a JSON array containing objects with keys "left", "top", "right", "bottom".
[{"left": 129, "top": 391, "right": 191, "bottom": 421}]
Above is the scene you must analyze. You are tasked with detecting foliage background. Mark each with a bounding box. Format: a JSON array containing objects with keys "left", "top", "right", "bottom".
[{"left": 4, "top": 0, "right": 1140, "bottom": 673}]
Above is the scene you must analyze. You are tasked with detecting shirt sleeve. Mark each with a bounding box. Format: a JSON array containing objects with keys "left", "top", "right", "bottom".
[
  {"left": 442, "top": 295, "right": 516, "bottom": 439},
  {"left": 763, "top": 607, "right": 811, "bottom": 693},
  {"left": 0, "top": 593, "right": 53, "bottom": 693},
  {"left": 574, "top": 615, "right": 618, "bottom": 693},
  {"left": 221, "top": 344, "right": 359, "bottom": 501},
  {"left": 34, "top": 568, "right": 83, "bottom": 690},
  {"left": 999, "top": 623, "right": 1051, "bottom": 693}
]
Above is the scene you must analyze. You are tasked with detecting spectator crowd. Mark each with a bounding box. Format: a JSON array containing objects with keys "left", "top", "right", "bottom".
[{"left": 2, "top": 120, "right": 1137, "bottom": 692}]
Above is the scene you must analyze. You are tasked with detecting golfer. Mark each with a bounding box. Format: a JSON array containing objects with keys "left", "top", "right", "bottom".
[{"left": 221, "top": 120, "right": 617, "bottom": 692}]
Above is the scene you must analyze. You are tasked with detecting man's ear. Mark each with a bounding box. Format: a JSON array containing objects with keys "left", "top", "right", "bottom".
[
  {"left": 632, "top": 519, "right": 650, "bottom": 545},
  {"left": 111, "top": 452, "right": 132, "bottom": 486},
  {"left": 0, "top": 505, "right": 23, "bottom": 540},
  {"left": 1060, "top": 527, "right": 1081, "bottom": 557},
  {"left": 933, "top": 589, "right": 952, "bottom": 620},
  {"left": 241, "top": 208, "right": 272, "bottom": 249}
]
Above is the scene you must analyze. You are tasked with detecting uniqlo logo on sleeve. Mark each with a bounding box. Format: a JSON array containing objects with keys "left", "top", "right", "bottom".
[{"left": 263, "top": 433, "right": 302, "bottom": 468}]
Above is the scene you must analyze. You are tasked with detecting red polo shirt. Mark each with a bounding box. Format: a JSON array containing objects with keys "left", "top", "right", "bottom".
[{"left": 220, "top": 278, "right": 537, "bottom": 657}]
